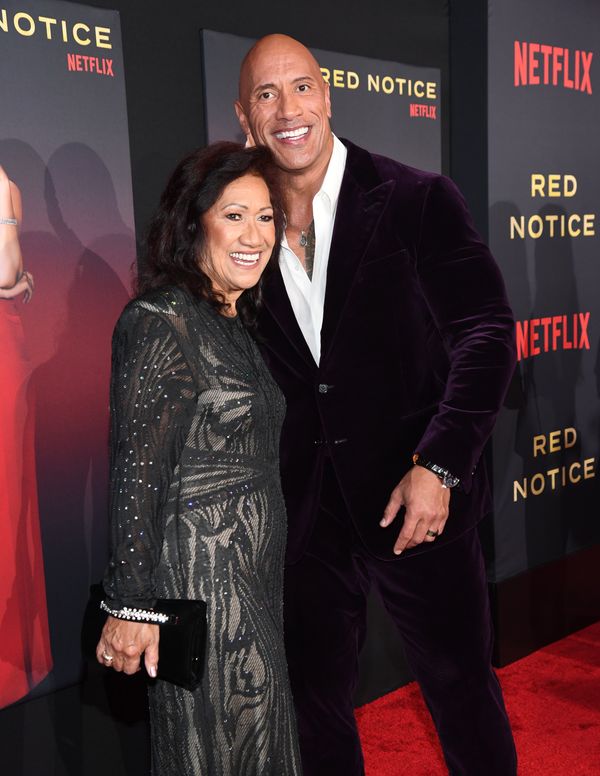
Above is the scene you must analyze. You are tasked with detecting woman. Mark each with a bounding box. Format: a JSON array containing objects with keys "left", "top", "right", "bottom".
[
  {"left": 96, "top": 143, "right": 302, "bottom": 775},
  {"left": 0, "top": 164, "right": 52, "bottom": 709}
]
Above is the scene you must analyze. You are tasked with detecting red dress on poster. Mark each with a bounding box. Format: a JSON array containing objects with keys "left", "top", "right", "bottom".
[{"left": 0, "top": 170, "right": 52, "bottom": 708}]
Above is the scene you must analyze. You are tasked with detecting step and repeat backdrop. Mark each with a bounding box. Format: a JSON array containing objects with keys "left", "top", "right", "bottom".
[
  {"left": 0, "top": 0, "right": 134, "bottom": 708},
  {"left": 488, "top": 0, "right": 600, "bottom": 585},
  {"left": 5, "top": 0, "right": 597, "bottom": 716}
]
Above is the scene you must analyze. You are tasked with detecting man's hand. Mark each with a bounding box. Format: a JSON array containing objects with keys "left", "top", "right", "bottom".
[
  {"left": 96, "top": 617, "right": 160, "bottom": 677},
  {"left": 380, "top": 465, "right": 451, "bottom": 555}
]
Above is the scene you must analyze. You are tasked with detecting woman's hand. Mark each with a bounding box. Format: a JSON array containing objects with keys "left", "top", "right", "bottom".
[
  {"left": 0, "top": 271, "right": 34, "bottom": 302},
  {"left": 96, "top": 617, "right": 160, "bottom": 677}
]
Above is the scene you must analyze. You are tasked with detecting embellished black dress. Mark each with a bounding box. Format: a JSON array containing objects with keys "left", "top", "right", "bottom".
[{"left": 103, "top": 286, "right": 302, "bottom": 775}]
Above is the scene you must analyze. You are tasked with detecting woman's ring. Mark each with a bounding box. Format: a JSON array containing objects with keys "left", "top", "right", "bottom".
[
  {"left": 102, "top": 652, "right": 114, "bottom": 663},
  {"left": 425, "top": 529, "right": 439, "bottom": 538}
]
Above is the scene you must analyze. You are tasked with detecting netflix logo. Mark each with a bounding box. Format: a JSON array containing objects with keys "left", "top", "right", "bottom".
[
  {"left": 67, "top": 53, "right": 114, "bottom": 77},
  {"left": 516, "top": 312, "right": 590, "bottom": 361},
  {"left": 514, "top": 41, "right": 593, "bottom": 94},
  {"left": 409, "top": 103, "right": 437, "bottom": 119}
]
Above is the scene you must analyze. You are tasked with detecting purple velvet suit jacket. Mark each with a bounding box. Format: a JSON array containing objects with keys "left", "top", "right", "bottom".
[{"left": 256, "top": 139, "right": 516, "bottom": 563}]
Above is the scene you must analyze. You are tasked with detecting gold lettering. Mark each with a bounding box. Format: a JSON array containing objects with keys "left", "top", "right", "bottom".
[
  {"left": 584, "top": 457, "right": 596, "bottom": 479},
  {"left": 510, "top": 216, "right": 525, "bottom": 240},
  {"left": 564, "top": 174, "right": 577, "bottom": 196},
  {"left": 513, "top": 479, "right": 528, "bottom": 501},
  {"left": 531, "top": 174, "right": 545, "bottom": 197},
  {"left": 72, "top": 22, "right": 91, "bottom": 46},
  {"left": 569, "top": 213, "right": 581, "bottom": 237},
  {"left": 547, "top": 174, "right": 561, "bottom": 196},
  {"left": 38, "top": 16, "right": 57, "bottom": 39},
  {"left": 548, "top": 430, "right": 561, "bottom": 453},
  {"left": 529, "top": 215, "right": 544, "bottom": 238},
  {"left": 14, "top": 12, "right": 35, "bottom": 36},
  {"left": 382, "top": 76, "right": 394, "bottom": 94},
  {"left": 547, "top": 468, "right": 560, "bottom": 489},
  {"left": 530, "top": 473, "right": 545, "bottom": 496},
  {"left": 532, "top": 434, "right": 546, "bottom": 457},
  {"left": 513, "top": 453, "right": 596, "bottom": 501},
  {"left": 530, "top": 173, "right": 578, "bottom": 197},
  {"left": 333, "top": 69, "right": 345, "bottom": 88},
  {"left": 367, "top": 73, "right": 380, "bottom": 92},
  {"left": 96, "top": 26, "right": 112, "bottom": 49},
  {"left": 510, "top": 212, "right": 596, "bottom": 239}
]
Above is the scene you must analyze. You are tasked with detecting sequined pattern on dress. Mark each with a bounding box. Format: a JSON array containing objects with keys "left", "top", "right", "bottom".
[{"left": 103, "top": 286, "right": 302, "bottom": 776}]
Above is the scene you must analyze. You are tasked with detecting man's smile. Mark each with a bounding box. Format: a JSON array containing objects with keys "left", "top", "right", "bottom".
[{"left": 274, "top": 126, "right": 310, "bottom": 141}]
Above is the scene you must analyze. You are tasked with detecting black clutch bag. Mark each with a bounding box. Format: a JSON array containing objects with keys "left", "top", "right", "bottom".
[{"left": 81, "top": 584, "right": 207, "bottom": 691}]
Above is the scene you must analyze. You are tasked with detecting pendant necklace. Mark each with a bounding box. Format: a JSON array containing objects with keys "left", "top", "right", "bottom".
[{"left": 299, "top": 220, "right": 314, "bottom": 248}]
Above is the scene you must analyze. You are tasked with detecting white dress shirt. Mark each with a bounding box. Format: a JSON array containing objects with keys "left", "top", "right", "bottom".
[{"left": 279, "top": 135, "right": 347, "bottom": 365}]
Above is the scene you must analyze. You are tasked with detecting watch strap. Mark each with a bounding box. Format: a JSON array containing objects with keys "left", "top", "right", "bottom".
[{"left": 412, "top": 453, "right": 460, "bottom": 488}]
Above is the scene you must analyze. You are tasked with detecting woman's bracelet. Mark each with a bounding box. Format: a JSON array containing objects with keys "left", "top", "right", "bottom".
[
  {"left": 0, "top": 217, "right": 18, "bottom": 226},
  {"left": 100, "top": 599, "right": 173, "bottom": 625}
]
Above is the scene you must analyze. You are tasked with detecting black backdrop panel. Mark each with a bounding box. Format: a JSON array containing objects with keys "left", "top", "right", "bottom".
[{"left": 488, "top": 0, "right": 600, "bottom": 583}]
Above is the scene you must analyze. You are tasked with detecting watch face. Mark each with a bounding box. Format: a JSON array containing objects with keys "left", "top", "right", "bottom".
[{"left": 442, "top": 472, "right": 460, "bottom": 488}]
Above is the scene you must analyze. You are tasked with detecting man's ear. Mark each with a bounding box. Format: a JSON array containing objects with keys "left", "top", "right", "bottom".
[
  {"left": 234, "top": 101, "right": 256, "bottom": 148},
  {"left": 325, "top": 83, "right": 332, "bottom": 119}
]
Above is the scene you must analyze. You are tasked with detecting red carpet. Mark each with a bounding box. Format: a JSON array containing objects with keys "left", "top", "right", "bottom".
[{"left": 356, "top": 620, "right": 600, "bottom": 775}]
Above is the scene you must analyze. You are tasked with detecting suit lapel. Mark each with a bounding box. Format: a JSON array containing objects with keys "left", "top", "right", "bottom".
[
  {"left": 261, "top": 140, "right": 395, "bottom": 371},
  {"left": 261, "top": 265, "right": 317, "bottom": 371},
  {"left": 320, "top": 150, "right": 395, "bottom": 361}
]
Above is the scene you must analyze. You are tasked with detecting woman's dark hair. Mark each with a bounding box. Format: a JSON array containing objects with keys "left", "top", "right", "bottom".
[{"left": 138, "top": 142, "right": 285, "bottom": 327}]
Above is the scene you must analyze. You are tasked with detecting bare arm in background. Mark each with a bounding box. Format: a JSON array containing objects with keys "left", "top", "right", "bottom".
[{"left": 0, "top": 165, "right": 34, "bottom": 302}]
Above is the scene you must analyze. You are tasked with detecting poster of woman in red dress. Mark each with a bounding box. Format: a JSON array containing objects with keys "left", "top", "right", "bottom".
[{"left": 0, "top": 164, "right": 52, "bottom": 708}]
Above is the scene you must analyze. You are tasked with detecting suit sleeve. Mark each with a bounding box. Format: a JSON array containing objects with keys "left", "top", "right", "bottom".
[
  {"left": 102, "top": 304, "right": 196, "bottom": 608},
  {"left": 414, "top": 175, "right": 516, "bottom": 491}
]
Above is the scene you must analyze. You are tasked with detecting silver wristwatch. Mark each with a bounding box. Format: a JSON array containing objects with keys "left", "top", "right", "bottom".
[{"left": 412, "top": 453, "right": 460, "bottom": 489}]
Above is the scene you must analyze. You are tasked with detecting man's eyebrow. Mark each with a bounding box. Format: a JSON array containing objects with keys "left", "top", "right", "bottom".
[{"left": 253, "top": 82, "right": 277, "bottom": 93}]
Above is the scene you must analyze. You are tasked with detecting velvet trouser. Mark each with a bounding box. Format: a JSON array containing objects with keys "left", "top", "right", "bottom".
[{"left": 283, "top": 462, "right": 517, "bottom": 776}]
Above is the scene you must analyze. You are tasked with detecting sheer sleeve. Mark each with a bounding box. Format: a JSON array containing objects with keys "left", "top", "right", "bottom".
[{"left": 102, "top": 302, "right": 197, "bottom": 608}]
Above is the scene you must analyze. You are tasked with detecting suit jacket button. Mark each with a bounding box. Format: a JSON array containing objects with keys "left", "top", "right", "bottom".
[
  {"left": 318, "top": 383, "right": 332, "bottom": 394},
  {"left": 333, "top": 438, "right": 348, "bottom": 445}
]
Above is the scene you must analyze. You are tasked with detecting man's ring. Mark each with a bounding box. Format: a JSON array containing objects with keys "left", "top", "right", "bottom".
[
  {"left": 102, "top": 652, "right": 114, "bottom": 663},
  {"left": 426, "top": 529, "right": 439, "bottom": 538}
]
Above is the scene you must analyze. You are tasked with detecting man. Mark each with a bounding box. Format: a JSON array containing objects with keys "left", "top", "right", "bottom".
[{"left": 235, "top": 34, "right": 517, "bottom": 775}]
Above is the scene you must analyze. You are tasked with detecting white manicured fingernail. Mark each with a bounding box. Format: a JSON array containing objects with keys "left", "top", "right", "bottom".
[{"left": 148, "top": 666, "right": 157, "bottom": 678}]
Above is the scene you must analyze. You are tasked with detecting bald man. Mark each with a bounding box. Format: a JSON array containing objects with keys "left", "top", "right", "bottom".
[{"left": 235, "top": 35, "right": 517, "bottom": 775}]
